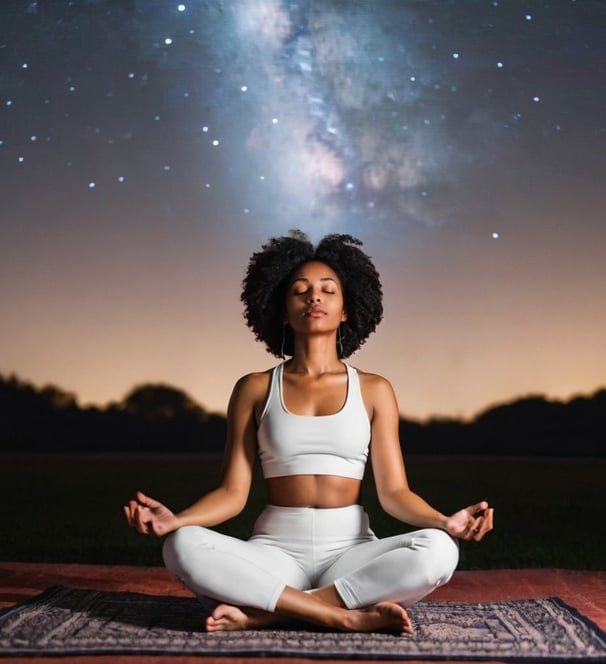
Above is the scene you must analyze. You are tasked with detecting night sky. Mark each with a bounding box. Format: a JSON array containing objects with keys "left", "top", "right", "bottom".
[{"left": 2, "top": 0, "right": 605, "bottom": 421}]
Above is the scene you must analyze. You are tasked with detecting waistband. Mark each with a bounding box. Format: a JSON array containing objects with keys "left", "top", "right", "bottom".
[{"left": 253, "top": 504, "right": 372, "bottom": 538}]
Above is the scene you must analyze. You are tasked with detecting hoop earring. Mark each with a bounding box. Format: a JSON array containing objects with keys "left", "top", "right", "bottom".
[
  {"left": 280, "top": 325, "right": 286, "bottom": 359},
  {"left": 337, "top": 324, "right": 344, "bottom": 358}
]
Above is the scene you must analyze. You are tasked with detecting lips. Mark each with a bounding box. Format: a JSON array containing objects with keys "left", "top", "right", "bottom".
[{"left": 304, "top": 308, "right": 327, "bottom": 317}]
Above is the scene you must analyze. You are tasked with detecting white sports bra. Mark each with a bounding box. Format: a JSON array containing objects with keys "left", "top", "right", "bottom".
[{"left": 257, "top": 363, "right": 371, "bottom": 480}]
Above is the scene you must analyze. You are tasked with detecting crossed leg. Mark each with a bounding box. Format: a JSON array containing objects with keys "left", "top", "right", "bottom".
[
  {"left": 207, "top": 585, "right": 412, "bottom": 634},
  {"left": 163, "top": 525, "right": 457, "bottom": 634}
]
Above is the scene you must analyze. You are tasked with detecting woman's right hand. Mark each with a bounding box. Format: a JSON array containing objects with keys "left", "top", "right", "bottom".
[{"left": 123, "top": 491, "right": 179, "bottom": 537}]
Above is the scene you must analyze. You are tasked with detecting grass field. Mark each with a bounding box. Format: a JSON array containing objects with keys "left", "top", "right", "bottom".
[{"left": 1, "top": 455, "right": 603, "bottom": 570}]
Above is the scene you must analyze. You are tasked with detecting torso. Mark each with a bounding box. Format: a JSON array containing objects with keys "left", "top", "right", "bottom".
[
  {"left": 266, "top": 474, "right": 362, "bottom": 508},
  {"left": 255, "top": 362, "right": 372, "bottom": 508}
]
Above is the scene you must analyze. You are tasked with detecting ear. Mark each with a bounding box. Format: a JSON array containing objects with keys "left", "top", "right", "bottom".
[{"left": 341, "top": 310, "right": 348, "bottom": 322}]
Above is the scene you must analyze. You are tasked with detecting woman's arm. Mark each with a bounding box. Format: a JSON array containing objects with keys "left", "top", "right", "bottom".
[
  {"left": 124, "top": 372, "right": 266, "bottom": 536},
  {"left": 364, "top": 373, "right": 493, "bottom": 541}
]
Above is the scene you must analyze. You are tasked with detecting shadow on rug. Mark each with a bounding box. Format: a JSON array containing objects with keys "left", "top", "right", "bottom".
[{"left": 1, "top": 585, "right": 605, "bottom": 660}]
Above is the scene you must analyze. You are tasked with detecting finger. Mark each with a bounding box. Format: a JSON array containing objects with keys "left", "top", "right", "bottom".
[
  {"left": 135, "top": 507, "right": 152, "bottom": 535},
  {"left": 465, "top": 501, "right": 489, "bottom": 517},
  {"left": 462, "top": 525, "right": 476, "bottom": 541},
  {"left": 123, "top": 505, "right": 135, "bottom": 527},
  {"left": 464, "top": 512, "right": 482, "bottom": 538},
  {"left": 465, "top": 521, "right": 477, "bottom": 539},
  {"left": 135, "top": 490, "right": 149, "bottom": 504},
  {"left": 136, "top": 491, "right": 160, "bottom": 509},
  {"left": 471, "top": 517, "right": 485, "bottom": 541},
  {"left": 128, "top": 500, "right": 140, "bottom": 524},
  {"left": 463, "top": 512, "right": 486, "bottom": 541},
  {"left": 479, "top": 509, "right": 495, "bottom": 539},
  {"left": 125, "top": 501, "right": 137, "bottom": 524},
  {"left": 473, "top": 509, "right": 495, "bottom": 541}
]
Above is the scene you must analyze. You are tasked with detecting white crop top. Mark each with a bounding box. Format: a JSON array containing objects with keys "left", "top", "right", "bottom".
[{"left": 257, "top": 363, "right": 371, "bottom": 479}]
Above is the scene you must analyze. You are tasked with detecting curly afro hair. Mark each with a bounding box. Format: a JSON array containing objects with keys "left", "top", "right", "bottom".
[{"left": 241, "top": 230, "right": 383, "bottom": 358}]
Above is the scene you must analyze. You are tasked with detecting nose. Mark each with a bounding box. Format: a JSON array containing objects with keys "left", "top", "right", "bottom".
[{"left": 308, "top": 292, "right": 321, "bottom": 303}]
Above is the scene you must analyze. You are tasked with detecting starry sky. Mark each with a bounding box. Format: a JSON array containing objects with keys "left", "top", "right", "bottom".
[{"left": 1, "top": 0, "right": 605, "bottom": 421}]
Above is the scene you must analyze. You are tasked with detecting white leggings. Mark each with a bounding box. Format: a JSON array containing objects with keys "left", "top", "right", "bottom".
[{"left": 162, "top": 504, "right": 459, "bottom": 612}]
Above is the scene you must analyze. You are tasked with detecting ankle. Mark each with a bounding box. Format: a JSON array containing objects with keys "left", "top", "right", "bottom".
[
  {"left": 339, "top": 608, "right": 358, "bottom": 632},
  {"left": 310, "top": 585, "right": 347, "bottom": 608}
]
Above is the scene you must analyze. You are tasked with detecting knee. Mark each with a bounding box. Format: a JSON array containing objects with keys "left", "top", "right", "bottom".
[
  {"left": 162, "top": 525, "right": 202, "bottom": 576},
  {"left": 414, "top": 528, "right": 459, "bottom": 586}
]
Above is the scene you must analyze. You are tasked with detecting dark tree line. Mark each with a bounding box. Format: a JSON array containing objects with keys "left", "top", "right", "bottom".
[
  {"left": 399, "top": 391, "right": 605, "bottom": 456},
  {"left": 0, "top": 375, "right": 226, "bottom": 454},
  {"left": 0, "top": 373, "right": 604, "bottom": 456}
]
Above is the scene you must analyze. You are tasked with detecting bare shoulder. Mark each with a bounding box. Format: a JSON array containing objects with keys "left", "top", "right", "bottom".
[
  {"left": 352, "top": 367, "right": 398, "bottom": 409},
  {"left": 354, "top": 367, "right": 396, "bottom": 395},
  {"left": 229, "top": 367, "right": 274, "bottom": 409}
]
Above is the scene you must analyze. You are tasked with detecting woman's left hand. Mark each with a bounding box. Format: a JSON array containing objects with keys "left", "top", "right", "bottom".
[{"left": 444, "top": 501, "right": 494, "bottom": 541}]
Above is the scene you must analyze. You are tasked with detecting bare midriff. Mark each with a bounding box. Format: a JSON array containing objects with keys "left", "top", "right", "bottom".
[{"left": 266, "top": 475, "right": 362, "bottom": 508}]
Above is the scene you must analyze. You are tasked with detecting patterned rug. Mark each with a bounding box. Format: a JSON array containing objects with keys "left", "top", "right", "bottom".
[{"left": 1, "top": 586, "right": 605, "bottom": 660}]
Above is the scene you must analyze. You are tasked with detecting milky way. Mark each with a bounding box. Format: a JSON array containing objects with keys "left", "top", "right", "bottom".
[{"left": 4, "top": 0, "right": 604, "bottom": 239}]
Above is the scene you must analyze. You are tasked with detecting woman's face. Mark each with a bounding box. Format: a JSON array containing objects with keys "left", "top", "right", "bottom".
[{"left": 284, "top": 261, "right": 347, "bottom": 332}]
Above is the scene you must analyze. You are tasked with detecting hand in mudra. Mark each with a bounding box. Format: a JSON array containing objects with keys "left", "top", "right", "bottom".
[
  {"left": 124, "top": 491, "right": 178, "bottom": 537},
  {"left": 444, "top": 501, "right": 494, "bottom": 542}
]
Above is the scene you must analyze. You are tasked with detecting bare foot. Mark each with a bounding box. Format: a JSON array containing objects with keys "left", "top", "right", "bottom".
[
  {"left": 206, "top": 603, "right": 281, "bottom": 632},
  {"left": 206, "top": 598, "right": 413, "bottom": 635},
  {"left": 348, "top": 602, "right": 413, "bottom": 634}
]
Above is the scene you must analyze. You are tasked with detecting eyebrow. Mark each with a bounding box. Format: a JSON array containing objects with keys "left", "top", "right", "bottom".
[{"left": 291, "top": 277, "right": 338, "bottom": 284}]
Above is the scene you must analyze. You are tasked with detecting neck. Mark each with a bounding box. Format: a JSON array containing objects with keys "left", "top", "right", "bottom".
[{"left": 287, "top": 335, "right": 343, "bottom": 375}]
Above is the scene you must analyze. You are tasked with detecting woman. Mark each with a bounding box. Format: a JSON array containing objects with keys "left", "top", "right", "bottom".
[{"left": 124, "top": 231, "right": 493, "bottom": 634}]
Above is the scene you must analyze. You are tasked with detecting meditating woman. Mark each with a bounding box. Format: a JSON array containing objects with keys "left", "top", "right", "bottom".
[{"left": 124, "top": 231, "right": 493, "bottom": 634}]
